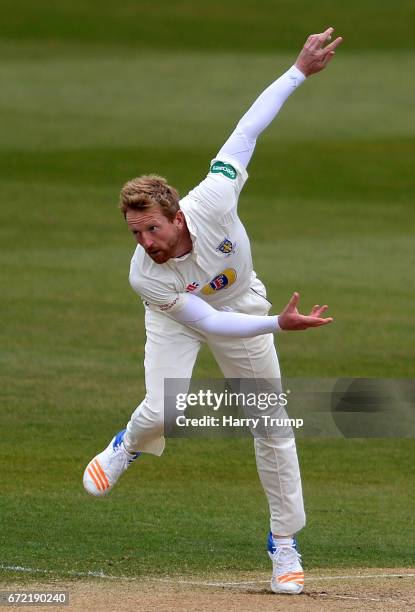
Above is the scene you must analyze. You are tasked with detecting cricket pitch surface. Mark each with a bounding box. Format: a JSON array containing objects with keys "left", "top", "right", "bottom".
[{"left": 2, "top": 568, "right": 414, "bottom": 611}]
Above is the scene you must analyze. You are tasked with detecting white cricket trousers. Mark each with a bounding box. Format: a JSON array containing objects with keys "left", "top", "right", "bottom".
[{"left": 124, "top": 290, "right": 305, "bottom": 536}]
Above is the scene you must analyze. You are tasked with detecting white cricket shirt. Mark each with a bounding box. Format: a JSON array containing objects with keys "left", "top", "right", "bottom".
[{"left": 129, "top": 154, "right": 264, "bottom": 314}]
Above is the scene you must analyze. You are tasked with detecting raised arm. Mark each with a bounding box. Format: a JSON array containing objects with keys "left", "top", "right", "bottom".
[{"left": 218, "top": 27, "right": 343, "bottom": 169}]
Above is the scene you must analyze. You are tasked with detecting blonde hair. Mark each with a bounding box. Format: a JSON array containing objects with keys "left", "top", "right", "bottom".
[{"left": 119, "top": 175, "right": 180, "bottom": 220}]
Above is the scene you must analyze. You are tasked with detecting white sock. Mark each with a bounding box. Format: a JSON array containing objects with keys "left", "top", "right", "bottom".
[
  {"left": 122, "top": 440, "right": 137, "bottom": 457},
  {"left": 273, "top": 536, "right": 295, "bottom": 548}
]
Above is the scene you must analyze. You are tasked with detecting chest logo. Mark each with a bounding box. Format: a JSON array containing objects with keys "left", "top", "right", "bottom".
[
  {"left": 186, "top": 282, "right": 200, "bottom": 292},
  {"left": 216, "top": 237, "right": 236, "bottom": 256},
  {"left": 201, "top": 268, "right": 237, "bottom": 295}
]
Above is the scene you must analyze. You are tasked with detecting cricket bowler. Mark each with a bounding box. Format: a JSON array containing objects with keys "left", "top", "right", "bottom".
[{"left": 83, "top": 27, "right": 342, "bottom": 594}]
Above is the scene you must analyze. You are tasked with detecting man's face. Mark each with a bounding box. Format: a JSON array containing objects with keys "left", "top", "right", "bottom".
[{"left": 126, "top": 206, "right": 183, "bottom": 264}]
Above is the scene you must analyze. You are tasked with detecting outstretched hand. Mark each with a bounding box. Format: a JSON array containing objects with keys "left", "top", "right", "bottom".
[
  {"left": 278, "top": 292, "right": 333, "bottom": 331},
  {"left": 295, "top": 27, "right": 343, "bottom": 77}
]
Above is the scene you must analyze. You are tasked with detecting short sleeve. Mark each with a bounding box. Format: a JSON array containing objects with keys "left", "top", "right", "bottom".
[
  {"left": 129, "top": 267, "right": 188, "bottom": 314},
  {"left": 185, "top": 153, "right": 248, "bottom": 217}
]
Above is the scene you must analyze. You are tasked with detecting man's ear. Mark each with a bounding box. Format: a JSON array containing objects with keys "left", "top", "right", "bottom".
[{"left": 174, "top": 210, "right": 184, "bottom": 227}]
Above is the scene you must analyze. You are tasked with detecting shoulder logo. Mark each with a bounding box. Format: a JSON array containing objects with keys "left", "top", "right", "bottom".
[
  {"left": 216, "top": 237, "right": 236, "bottom": 256},
  {"left": 210, "top": 160, "right": 237, "bottom": 180}
]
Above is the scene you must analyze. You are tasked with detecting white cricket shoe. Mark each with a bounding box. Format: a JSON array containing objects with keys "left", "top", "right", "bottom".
[
  {"left": 83, "top": 429, "right": 140, "bottom": 497},
  {"left": 267, "top": 532, "right": 304, "bottom": 594}
]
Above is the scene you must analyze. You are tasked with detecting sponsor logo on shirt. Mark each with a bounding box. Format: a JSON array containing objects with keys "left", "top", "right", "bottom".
[
  {"left": 186, "top": 282, "right": 200, "bottom": 292},
  {"left": 201, "top": 268, "right": 237, "bottom": 295},
  {"left": 216, "top": 237, "right": 236, "bottom": 256},
  {"left": 210, "top": 160, "right": 237, "bottom": 180},
  {"left": 158, "top": 297, "right": 179, "bottom": 311}
]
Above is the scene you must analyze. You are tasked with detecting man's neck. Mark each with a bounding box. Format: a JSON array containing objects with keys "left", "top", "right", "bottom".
[{"left": 172, "top": 219, "right": 193, "bottom": 258}]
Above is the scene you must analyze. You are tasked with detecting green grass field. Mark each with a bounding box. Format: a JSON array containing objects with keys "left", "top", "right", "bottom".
[{"left": 0, "top": 1, "right": 414, "bottom": 581}]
